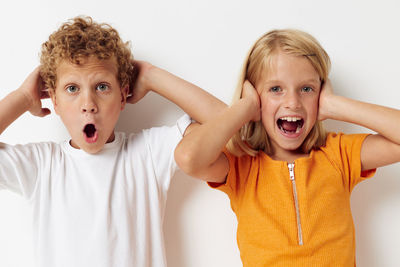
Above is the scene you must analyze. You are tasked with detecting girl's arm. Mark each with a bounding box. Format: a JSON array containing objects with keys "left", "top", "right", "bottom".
[
  {"left": 0, "top": 67, "right": 50, "bottom": 135},
  {"left": 319, "top": 80, "right": 400, "bottom": 171},
  {"left": 174, "top": 81, "right": 260, "bottom": 182},
  {"left": 128, "top": 61, "right": 226, "bottom": 124}
]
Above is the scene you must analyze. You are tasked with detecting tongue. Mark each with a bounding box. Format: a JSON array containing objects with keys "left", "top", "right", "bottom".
[{"left": 281, "top": 121, "right": 298, "bottom": 132}]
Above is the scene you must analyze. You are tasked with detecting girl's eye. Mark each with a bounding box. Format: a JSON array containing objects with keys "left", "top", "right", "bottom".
[
  {"left": 66, "top": 85, "right": 78, "bottom": 93},
  {"left": 270, "top": 86, "right": 282, "bottom": 93},
  {"left": 302, "top": 86, "right": 313, "bottom": 92},
  {"left": 96, "top": 84, "right": 109, "bottom": 92}
]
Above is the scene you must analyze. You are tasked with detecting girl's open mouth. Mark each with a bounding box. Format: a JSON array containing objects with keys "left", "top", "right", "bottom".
[
  {"left": 83, "top": 124, "right": 98, "bottom": 143},
  {"left": 277, "top": 117, "right": 304, "bottom": 135}
]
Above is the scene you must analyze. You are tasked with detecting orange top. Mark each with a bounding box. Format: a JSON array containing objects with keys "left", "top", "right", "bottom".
[{"left": 210, "top": 133, "right": 376, "bottom": 267}]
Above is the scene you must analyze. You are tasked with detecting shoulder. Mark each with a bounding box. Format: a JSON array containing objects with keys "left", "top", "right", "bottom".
[
  {"left": 321, "top": 132, "right": 370, "bottom": 152},
  {"left": 142, "top": 115, "right": 191, "bottom": 140},
  {"left": 122, "top": 115, "right": 192, "bottom": 156},
  {"left": 0, "top": 141, "right": 62, "bottom": 176},
  {"left": 137, "top": 115, "right": 191, "bottom": 149},
  {"left": 316, "top": 132, "right": 370, "bottom": 173},
  {"left": 0, "top": 141, "right": 61, "bottom": 155},
  {"left": 223, "top": 148, "right": 264, "bottom": 177}
]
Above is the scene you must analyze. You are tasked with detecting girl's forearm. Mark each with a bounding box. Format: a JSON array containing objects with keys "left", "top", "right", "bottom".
[{"left": 326, "top": 95, "right": 400, "bottom": 144}]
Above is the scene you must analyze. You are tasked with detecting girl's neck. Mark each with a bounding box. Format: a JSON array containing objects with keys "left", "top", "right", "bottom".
[{"left": 269, "top": 148, "right": 310, "bottom": 163}]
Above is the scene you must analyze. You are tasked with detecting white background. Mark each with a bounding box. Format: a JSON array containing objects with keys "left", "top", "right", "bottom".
[{"left": 0, "top": 0, "right": 400, "bottom": 266}]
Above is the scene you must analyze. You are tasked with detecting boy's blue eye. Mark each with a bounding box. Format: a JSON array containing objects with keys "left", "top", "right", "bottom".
[
  {"left": 270, "top": 86, "right": 281, "bottom": 92},
  {"left": 96, "top": 84, "right": 109, "bottom": 92},
  {"left": 66, "top": 85, "right": 78, "bottom": 93},
  {"left": 302, "top": 86, "right": 313, "bottom": 92}
]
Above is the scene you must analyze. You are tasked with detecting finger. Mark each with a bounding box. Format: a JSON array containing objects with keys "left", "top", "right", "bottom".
[{"left": 32, "top": 108, "right": 51, "bottom": 117}]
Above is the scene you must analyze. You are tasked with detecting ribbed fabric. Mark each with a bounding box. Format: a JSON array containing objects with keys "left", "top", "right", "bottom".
[{"left": 209, "top": 133, "right": 376, "bottom": 267}]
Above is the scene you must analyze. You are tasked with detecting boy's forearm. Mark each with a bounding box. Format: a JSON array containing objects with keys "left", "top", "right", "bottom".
[
  {"left": 0, "top": 90, "right": 30, "bottom": 135},
  {"left": 145, "top": 66, "right": 227, "bottom": 123},
  {"left": 327, "top": 95, "right": 400, "bottom": 144}
]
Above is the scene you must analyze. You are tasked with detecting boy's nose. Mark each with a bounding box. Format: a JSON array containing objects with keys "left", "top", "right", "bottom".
[
  {"left": 82, "top": 105, "right": 98, "bottom": 113},
  {"left": 81, "top": 94, "right": 98, "bottom": 113}
]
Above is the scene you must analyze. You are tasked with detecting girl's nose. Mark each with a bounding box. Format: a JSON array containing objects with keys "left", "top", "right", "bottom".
[{"left": 284, "top": 91, "right": 301, "bottom": 109}]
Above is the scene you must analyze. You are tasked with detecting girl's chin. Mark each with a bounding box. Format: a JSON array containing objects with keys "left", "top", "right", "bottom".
[{"left": 273, "top": 134, "right": 307, "bottom": 151}]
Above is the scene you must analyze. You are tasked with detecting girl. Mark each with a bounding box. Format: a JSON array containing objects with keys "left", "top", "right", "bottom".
[{"left": 174, "top": 29, "right": 400, "bottom": 266}]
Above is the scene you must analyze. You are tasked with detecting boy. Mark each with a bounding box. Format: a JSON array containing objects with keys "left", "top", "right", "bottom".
[{"left": 0, "top": 16, "right": 225, "bottom": 267}]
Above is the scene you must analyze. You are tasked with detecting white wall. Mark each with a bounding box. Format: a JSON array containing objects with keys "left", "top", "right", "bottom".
[{"left": 0, "top": 0, "right": 399, "bottom": 266}]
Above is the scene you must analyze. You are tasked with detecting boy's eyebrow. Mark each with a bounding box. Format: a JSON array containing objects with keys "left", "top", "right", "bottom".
[{"left": 57, "top": 71, "right": 117, "bottom": 84}]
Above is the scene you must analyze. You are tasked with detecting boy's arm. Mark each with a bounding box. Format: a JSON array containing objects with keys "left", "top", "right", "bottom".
[
  {"left": 175, "top": 81, "right": 260, "bottom": 183},
  {"left": 128, "top": 61, "right": 226, "bottom": 124},
  {"left": 0, "top": 67, "right": 50, "bottom": 135},
  {"left": 319, "top": 80, "right": 400, "bottom": 171}
]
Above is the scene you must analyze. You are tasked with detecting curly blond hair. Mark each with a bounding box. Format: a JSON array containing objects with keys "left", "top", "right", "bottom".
[
  {"left": 40, "top": 16, "right": 134, "bottom": 91},
  {"left": 227, "top": 29, "right": 330, "bottom": 157}
]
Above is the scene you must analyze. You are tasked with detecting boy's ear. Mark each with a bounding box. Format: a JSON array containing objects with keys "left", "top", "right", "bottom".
[
  {"left": 48, "top": 89, "right": 59, "bottom": 114},
  {"left": 120, "top": 85, "right": 129, "bottom": 110}
]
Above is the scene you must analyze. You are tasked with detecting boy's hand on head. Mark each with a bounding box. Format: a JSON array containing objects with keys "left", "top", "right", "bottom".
[
  {"left": 242, "top": 80, "right": 261, "bottom": 122},
  {"left": 318, "top": 79, "right": 335, "bottom": 121},
  {"left": 126, "top": 60, "right": 153, "bottom": 104},
  {"left": 18, "top": 67, "right": 51, "bottom": 117}
]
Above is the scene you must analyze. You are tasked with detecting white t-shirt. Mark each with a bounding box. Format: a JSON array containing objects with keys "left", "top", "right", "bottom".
[{"left": 0, "top": 115, "right": 191, "bottom": 267}]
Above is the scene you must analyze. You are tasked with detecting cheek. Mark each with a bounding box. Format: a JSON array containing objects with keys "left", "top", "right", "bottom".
[
  {"left": 307, "top": 97, "right": 320, "bottom": 118},
  {"left": 260, "top": 97, "right": 278, "bottom": 127},
  {"left": 105, "top": 99, "right": 123, "bottom": 119},
  {"left": 59, "top": 106, "right": 78, "bottom": 124},
  {"left": 260, "top": 95, "right": 278, "bottom": 115}
]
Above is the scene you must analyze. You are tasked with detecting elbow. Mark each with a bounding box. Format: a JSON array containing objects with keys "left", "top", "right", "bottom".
[{"left": 174, "top": 142, "right": 201, "bottom": 177}]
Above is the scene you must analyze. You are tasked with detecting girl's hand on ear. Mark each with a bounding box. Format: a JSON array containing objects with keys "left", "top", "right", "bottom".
[
  {"left": 18, "top": 67, "right": 51, "bottom": 117},
  {"left": 318, "top": 79, "right": 335, "bottom": 121},
  {"left": 242, "top": 80, "right": 261, "bottom": 122},
  {"left": 127, "top": 60, "right": 153, "bottom": 104}
]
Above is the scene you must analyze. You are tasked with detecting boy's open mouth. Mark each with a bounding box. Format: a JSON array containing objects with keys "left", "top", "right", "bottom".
[
  {"left": 83, "top": 124, "right": 98, "bottom": 143},
  {"left": 277, "top": 117, "right": 304, "bottom": 134}
]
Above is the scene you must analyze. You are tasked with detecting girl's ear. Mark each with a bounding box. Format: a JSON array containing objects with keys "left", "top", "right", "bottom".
[
  {"left": 120, "top": 85, "right": 129, "bottom": 110},
  {"left": 48, "top": 89, "right": 59, "bottom": 115}
]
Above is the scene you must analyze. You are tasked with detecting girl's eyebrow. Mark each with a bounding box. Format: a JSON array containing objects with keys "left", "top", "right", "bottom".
[
  {"left": 302, "top": 78, "right": 320, "bottom": 85},
  {"left": 264, "top": 78, "right": 320, "bottom": 85},
  {"left": 264, "top": 79, "right": 280, "bottom": 84}
]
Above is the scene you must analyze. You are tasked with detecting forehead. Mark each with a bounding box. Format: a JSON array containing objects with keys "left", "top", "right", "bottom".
[
  {"left": 56, "top": 56, "right": 118, "bottom": 82},
  {"left": 259, "top": 51, "right": 320, "bottom": 85}
]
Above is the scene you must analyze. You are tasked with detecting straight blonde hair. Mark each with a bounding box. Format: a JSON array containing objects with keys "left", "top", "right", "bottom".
[{"left": 227, "top": 29, "right": 330, "bottom": 157}]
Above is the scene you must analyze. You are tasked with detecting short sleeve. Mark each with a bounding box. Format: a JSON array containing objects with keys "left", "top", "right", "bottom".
[
  {"left": 208, "top": 149, "right": 253, "bottom": 205},
  {"left": 0, "top": 142, "right": 43, "bottom": 199},
  {"left": 142, "top": 115, "right": 191, "bottom": 189},
  {"left": 323, "top": 133, "right": 376, "bottom": 191}
]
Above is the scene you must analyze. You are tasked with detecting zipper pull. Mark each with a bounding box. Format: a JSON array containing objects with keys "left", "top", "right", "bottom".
[{"left": 288, "top": 163, "right": 295, "bottom": 181}]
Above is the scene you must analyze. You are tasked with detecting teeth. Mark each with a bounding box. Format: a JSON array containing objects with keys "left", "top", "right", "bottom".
[{"left": 280, "top": 116, "right": 302, "bottom": 122}]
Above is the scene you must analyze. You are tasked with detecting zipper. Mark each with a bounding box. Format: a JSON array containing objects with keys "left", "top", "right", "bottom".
[{"left": 288, "top": 163, "right": 304, "bottom": 245}]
